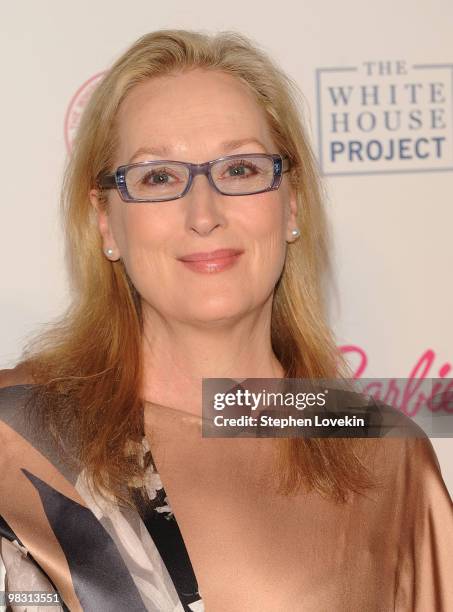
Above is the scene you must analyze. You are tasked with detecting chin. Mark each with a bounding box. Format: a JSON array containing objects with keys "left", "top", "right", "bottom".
[{"left": 182, "top": 299, "right": 251, "bottom": 324}]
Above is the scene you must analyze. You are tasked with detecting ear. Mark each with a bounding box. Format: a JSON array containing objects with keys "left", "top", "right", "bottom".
[
  {"left": 89, "top": 189, "right": 121, "bottom": 261},
  {"left": 285, "top": 185, "right": 299, "bottom": 243}
]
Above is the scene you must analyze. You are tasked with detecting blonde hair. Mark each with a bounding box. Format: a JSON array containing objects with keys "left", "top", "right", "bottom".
[{"left": 19, "top": 29, "right": 376, "bottom": 506}]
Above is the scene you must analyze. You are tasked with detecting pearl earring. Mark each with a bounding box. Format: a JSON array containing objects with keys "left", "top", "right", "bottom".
[
  {"left": 291, "top": 228, "right": 300, "bottom": 239},
  {"left": 105, "top": 248, "right": 114, "bottom": 257}
]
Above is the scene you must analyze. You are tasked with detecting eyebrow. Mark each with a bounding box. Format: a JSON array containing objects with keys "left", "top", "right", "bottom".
[{"left": 127, "top": 137, "right": 268, "bottom": 163}]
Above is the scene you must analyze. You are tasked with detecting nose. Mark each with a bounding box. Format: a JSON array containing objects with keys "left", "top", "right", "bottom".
[{"left": 184, "top": 172, "right": 226, "bottom": 236}]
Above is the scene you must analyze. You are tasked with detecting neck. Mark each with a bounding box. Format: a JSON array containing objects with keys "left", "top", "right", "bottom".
[{"left": 140, "top": 298, "right": 284, "bottom": 417}]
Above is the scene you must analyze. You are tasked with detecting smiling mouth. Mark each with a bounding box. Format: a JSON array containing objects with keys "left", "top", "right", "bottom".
[{"left": 177, "top": 249, "right": 243, "bottom": 273}]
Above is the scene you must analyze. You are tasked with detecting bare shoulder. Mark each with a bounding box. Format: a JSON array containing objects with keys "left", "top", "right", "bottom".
[{"left": 0, "top": 364, "right": 34, "bottom": 389}]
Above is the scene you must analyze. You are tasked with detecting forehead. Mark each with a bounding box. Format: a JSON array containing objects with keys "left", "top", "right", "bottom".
[{"left": 114, "top": 69, "right": 275, "bottom": 162}]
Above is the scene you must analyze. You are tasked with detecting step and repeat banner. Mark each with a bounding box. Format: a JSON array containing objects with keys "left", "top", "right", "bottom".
[{"left": 1, "top": 1, "right": 452, "bottom": 492}]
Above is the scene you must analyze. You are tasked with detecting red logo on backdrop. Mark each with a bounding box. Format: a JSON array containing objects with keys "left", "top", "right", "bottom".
[
  {"left": 64, "top": 72, "right": 105, "bottom": 152},
  {"left": 340, "top": 346, "right": 453, "bottom": 416}
]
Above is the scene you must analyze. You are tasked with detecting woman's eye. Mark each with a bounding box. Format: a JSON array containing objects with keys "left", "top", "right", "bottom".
[
  {"left": 142, "top": 170, "right": 171, "bottom": 185},
  {"left": 226, "top": 162, "right": 257, "bottom": 177}
]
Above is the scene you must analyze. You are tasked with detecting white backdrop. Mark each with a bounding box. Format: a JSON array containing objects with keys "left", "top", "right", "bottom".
[{"left": 1, "top": 0, "right": 452, "bottom": 494}]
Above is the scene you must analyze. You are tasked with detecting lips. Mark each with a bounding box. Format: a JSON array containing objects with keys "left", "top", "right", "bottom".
[
  {"left": 178, "top": 248, "right": 243, "bottom": 262},
  {"left": 177, "top": 248, "right": 244, "bottom": 274}
]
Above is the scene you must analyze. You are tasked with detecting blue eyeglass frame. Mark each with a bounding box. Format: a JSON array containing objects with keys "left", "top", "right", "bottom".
[{"left": 97, "top": 153, "right": 291, "bottom": 203}]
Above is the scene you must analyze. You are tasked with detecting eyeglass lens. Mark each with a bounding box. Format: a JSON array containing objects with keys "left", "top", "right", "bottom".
[{"left": 124, "top": 155, "right": 276, "bottom": 201}]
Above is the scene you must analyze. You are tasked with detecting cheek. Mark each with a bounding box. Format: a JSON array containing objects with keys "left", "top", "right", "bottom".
[
  {"left": 112, "top": 205, "right": 174, "bottom": 288},
  {"left": 242, "top": 195, "right": 288, "bottom": 270}
]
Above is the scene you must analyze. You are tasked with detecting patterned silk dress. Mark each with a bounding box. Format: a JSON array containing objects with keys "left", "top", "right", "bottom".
[{"left": 0, "top": 384, "right": 204, "bottom": 612}]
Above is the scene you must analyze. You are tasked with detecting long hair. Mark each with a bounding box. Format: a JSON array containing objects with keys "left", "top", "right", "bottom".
[{"left": 18, "top": 29, "right": 377, "bottom": 507}]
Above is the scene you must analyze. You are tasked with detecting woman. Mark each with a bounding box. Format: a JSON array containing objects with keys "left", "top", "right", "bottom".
[{"left": 0, "top": 28, "right": 452, "bottom": 611}]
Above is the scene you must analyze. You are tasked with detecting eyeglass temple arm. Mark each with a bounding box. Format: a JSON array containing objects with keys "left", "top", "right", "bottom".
[
  {"left": 98, "top": 174, "right": 117, "bottom": 189},
  {"left": 282, "top": 155, "right": 291, "bottom": 173}
]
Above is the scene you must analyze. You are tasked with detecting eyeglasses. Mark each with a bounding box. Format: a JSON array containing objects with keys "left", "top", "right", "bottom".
[{"left": 98, "top": 153, "right": 291, "bottom": 203}]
